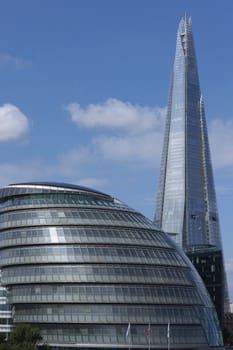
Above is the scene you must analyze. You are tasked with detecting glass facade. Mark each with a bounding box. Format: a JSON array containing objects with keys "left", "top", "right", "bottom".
[
  {"left": 0, "top": 182, "right": 223, "bottom": 349},
  {"left": 0, "top": 286, "right": 13, "bottom": 335},
  {"left": 187, "top": 247, "right": 224, "bottom": 326},
  {"left": 154, "top": 17, "right": 229, "bottom": 316}
]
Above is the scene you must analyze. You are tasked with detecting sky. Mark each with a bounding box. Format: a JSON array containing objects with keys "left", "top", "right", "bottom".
[{"left": 0, "top": 0, "right": 233, "bottom": 298}]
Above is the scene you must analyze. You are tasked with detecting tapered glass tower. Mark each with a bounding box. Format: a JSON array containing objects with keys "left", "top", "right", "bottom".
[{"left": 154, "top": 17, "right": 229, "bottom": 323}]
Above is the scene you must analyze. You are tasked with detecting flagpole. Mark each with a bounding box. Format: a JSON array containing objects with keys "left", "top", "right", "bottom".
[
  {"left": 167, "top": 322, "right": 170, "bottom": 350},
  {"left": 148, "top": 322, "right": 151, "bottom": 350},
  {"left": 126, "top": 322, "right": 131, "bottom": 350}
]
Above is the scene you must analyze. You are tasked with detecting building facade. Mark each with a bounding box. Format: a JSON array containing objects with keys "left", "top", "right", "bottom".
[
  {"left": 154, "top": 17, "right": 229, "bottom": 322},
  {"left": 186, "top": 246, "right": 224, "bottom": 325},
  {"left": 0, "top": 182, "right": 223, "bottom": 349},
  {"left": 0, "top": 285, "right": 13, "bottom": 336}
]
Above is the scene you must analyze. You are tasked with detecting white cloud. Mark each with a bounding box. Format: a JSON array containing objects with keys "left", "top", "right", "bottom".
[
  {"left": 0, "top": 152, "right": 110, "bottom": 197},
  {"left": 66, "top": 98, "right": 165, "bottom": 135},
  {"left": 0, "top": 52, "right": 26, "bottom": 69},
  {"left": 3, "top": 99, "right": 233, "bottom": 198},
  {"left": 93, "top": 131, "right": 163, "bottom": 165},
  {"left": 66, "top": 99, "right": 233, "bottom": 170},
  {"left": 0, "top": 161, "right": 53, "bottom": 186},
  {"left": 0, "top": 145, "right": 101, "bottom": 188},
  {"left": 57, "top": 147, "right": 94, "bottom": 176},
  {"left": 225, "top": 258, "right": 233, "bottom": 273},
  {"left": 0, "top": 97, "right": 166, "bottom": 191},
  {"left": 215, "top": 185, "right": 233, "bottom": 196},
  {"left": 0, "top": 104, "right": 29, "bottom": 142},
  {"left": 66, "top": 99, "right": 166, "bottom": 165},
  {"left": 209, "top": 118, "right": 233, "bottom": 168}
]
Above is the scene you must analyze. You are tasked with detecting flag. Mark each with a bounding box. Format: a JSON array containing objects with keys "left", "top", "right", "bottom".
[
  {"left": 146, "top": 322, "right": 151, "bottom": 337},
  {"left": 167, "top": 322, "right": 170, "bottom": 339},
  {"left": 126, "top": 322, "right": 131, "bottom": 337}
]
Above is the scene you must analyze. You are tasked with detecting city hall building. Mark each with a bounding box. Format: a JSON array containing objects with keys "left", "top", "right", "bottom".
[{"left": 0, "top": 182, "right": 223, "bottom": 349}]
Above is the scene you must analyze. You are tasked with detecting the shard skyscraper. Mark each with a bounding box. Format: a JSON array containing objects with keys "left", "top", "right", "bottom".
[{"left": 154, "top": 16, "right": 229, "bottom": 324}]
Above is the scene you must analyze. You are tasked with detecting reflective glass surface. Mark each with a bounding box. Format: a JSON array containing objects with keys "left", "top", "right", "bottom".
[
  {"left": 14, "top": 304, "right": 199, "bottom": 324},
  {"left": 0, "top": 180, "right": 223, "bottom": 348},
  {"left": 39, "top": 324, "right": 206, "bottom": 346},
  {"left": 9, "top": 284, "right": 200, "bottom": 304},
  {"left": 2, "top": 264, "right": 191, "bottom": 285},
  {"left": 0, "top": 208, "right": 153, "bottom": 230},
  {"left": 154, "top": 16, "right": 229, "bottom": 316},
  {"left": 0, "top": 244, "right": 185, "bottom": 267},
  {"left": 154, "top": 17, "right": 224, "bottom": 250},
  {"left": 0, "top": 227, "right": 169, "bottom": 248}
]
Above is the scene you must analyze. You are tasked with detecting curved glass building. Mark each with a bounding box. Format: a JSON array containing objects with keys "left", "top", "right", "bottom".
[
  {"left": 0, "top": 285, "right": 13, "bottom": 336},
  {"left": 0, "top": 182, "right": 223, "bottom": 349}
]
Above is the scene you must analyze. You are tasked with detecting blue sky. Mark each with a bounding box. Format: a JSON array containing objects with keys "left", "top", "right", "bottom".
[{"left": 0, "top": 0, "right": 233, "bottom": 298}]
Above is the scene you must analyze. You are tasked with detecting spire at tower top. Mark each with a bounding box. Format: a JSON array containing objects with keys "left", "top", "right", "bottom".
[{"left": 154, "top": 16, "right": 230, "bottom": 317}]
